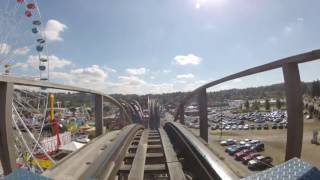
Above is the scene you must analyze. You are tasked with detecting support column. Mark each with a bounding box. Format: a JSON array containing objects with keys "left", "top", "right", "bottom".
[
  {"left": 0, "top": 82, "right": 16, "bottom": 175},
  {"left": 179, "top": 103, "right": 185, "bottom": 124},
  {"left": 282, "top": 63, "right": 303, "bottom": 160},
  {"left": 95, "top": 94, "right": 103, "bottom": 136},
  {"left": 198, "top": 88, "right": 208, "bottom": 142}
]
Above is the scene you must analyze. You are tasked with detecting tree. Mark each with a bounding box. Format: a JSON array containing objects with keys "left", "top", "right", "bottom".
[
  {"left": 308, "top": 105, "right": 314, "bottom": 119},
  {"left": 244, "top": 100, "right": 250, "bottom": 111},
  {"left": 276, "top": 99, "right": 282, "bottom": 110},
  {"left": 265, "top": 99, "right": 270, "bottom": 111},
  {"left": 311, "top": 80, "right": 320, "bottom": 97},
  {"left": 252, "top": 101, "right": 260, "bottom": 111}
]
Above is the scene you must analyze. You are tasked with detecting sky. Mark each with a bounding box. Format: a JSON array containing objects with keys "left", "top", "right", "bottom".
[{"left": 1, "top": 0, "right": 320, "bottom": 94}]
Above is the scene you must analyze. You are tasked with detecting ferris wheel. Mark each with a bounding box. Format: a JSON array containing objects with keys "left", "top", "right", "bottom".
[
  {"left": 1, "top": 0, "right": 55, "bottom": 173},
  {"left": 0, "top": 0, "right": 49, "bottom": 80}
]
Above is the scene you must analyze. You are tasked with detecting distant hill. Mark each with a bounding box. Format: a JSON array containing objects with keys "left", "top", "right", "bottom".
[
  {"left": 51, "top": 82, "right": 313, "bottom": 108},
  {"left": 121, "top": 82, "right": 312, "bottom": 106}
]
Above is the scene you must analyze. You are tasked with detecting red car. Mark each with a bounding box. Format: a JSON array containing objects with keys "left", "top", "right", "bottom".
[
  {"left": 234, "top": 149, "right": 255, "bottom": 161},
  {"left": 241, "top": 152, "right": 260, "bottom": 164}
]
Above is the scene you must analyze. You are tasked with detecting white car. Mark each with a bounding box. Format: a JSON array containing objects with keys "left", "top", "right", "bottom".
[{"left": 220, "top": 139, "right": 236, "bottom": 146}]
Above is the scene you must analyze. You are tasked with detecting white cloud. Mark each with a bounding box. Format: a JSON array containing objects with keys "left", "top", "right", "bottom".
[
  {"left": 71, "top": 65, "right": 107, "bottom": 82},
  {"left": 267, "top": 36, "right": 278, "bottom": 44},
  {"left": 297, "top": 17, "right": 304, "bottom": 22},
  {"left": 50, "top": 71, "right": 72, "bottom": 81},
  {"left": 107, "top": 81, "right": 175, "bottom": 94},
  {"left": 182, "top": 79, "right": 207, "bottom": 91},
  {"left": 43, "top": 19, "right": 67, "bottom": 42},
  {"left": 174, "top": 54, "right": 202, "bottom": 65},
  {"left": 126, "top": 67, "right": 147, "bottom": 76},
  {"left": 284, "top": 26, "right": 293, "bottom": 33},
  {"left": 103, "top": 66, "right": 117, "bottom": 73},
  {"left": 118, "top": 76, "right": 146, "bottom": 85},
  {"left": 232, "top": 78, "right": 242, "bottom": 83},
  {"left": 13, "top": 62, "right": 28, "bottom": 70},
  {"left": 27, "top": 55, "right": 72, "bottom": 70},
  {"left": 13, "top": 47, "right": 30, "bottom": 55},
  {"left": 176, "top": 73, "right": 195, "bottom": 79},
  {"left": 163, "top": 69, "right": 171, "bottom": 73},
  {"left": 0, "top": 43, "right": 11, "bottom": 54}
]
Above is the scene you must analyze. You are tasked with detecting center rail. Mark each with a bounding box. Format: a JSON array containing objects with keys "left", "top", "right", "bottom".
[{"left": 118, "top": 129, "right": 185, "bottom": 180}]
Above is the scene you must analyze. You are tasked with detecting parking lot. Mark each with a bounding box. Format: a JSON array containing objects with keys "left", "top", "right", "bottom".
[{"left": 188, "top": 118, "right": 320, "bottom": 178}]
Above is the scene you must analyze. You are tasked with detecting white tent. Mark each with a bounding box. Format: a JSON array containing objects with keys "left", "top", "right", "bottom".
[{"left": 59, "top": 141, "right": 85, "bottom": 152}]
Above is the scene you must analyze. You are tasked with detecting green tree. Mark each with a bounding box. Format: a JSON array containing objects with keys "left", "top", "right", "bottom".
[
  {"left": 265, "top": 99, "right": 270, "bottom": 111},
  {"left": 311, "top": 80, "right": 320, "bottom": 97},
  {"left": 252, "top": 101, "right": 260, "bottom": 111},
  {"left": 308, "top": 105, "right": 314, "bottom": 118},
  {"left": 244, "top": 100, "right": 250, "bottom": 111},
  {"left": 276, "top": 99, "right": 282, "bottom": 110}
]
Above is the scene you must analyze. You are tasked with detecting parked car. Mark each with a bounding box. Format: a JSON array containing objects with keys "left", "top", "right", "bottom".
[
  {"left": 243, "top": 125, "right": 249, "bottom": 130},
  {"left": 256, "top": 124, "right": 262, "bottom": 130},
  {"left": 278, "top": 123, "right": 284, "bottom": 129},
  {"left": 255, "top": 118, "right": 265, "bottom": 123},
  {"left": 273, "top": 118, "right": 282, "bottom": 123},
  {"left": 250, "top": 124, "right": 255, "bottom": 130},
  {"left": 263, "top": 123, "right": 269, "bottom": 130},
  {"left": 235, "top": 149, "right": 255, "bottom": 161},
  {"left": 238, "top": 125, "right": 243, "bottom": 130},
  {"left": 240, "top": 139, "right": 251, "bottom": 146},
  {"left": 271, "top": 123, "right": 277, "bottom": 129},
  {"left": 248, "top": 156, "right": 273, "bottom": 170},
  {"left": 249, "top": 140, "right": 260, "bottom": 144},
  {"left": 225, "top": 145, "right": 238, "bottom": 152},
  {"left": 220, "top": 139, "right": 236, "bottom": 146},
  {"left": 242, "top": 152, "right": 260, "bottom": 164},
  {"left": 225, "top": 125, "right": 231, "bottom": 130},
  {"left": 250, "top": 142, "right": 264, "bottom": 152},
  {"left": 211, "top": 125, "right": 218, "bottom": 130},
  {"left": 227, "top": 145, "right": 247, "bottom": 156}
]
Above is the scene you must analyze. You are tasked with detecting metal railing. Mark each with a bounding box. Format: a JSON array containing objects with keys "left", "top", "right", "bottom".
[
  {"left": 0, "top": 75, "right": 131, "bottom": 175},
  {"left": 174, "top": 49, "right": 320, "bottom": 161}
]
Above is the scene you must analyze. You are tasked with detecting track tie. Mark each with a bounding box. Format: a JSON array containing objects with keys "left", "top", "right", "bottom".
[
  {"left": 125, "top": 152, "right": 164, "bottom": 158},
  {"left": 119, "top": 164, "right": 166, "bottom": 173}
]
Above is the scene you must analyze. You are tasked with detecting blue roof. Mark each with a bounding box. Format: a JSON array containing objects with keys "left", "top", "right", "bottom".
[
  {"left": 242, "top": 158, "right": 320, "bottom": 180},
  {"left": 4, "top": 169, "right": 52, "bottom": 180}
]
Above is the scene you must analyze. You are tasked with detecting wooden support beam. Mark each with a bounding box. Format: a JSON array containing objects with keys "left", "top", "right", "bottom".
[
  {"left": 198, "top": 88, "right": 208, "bottom": 142},
  {"left": 0, "top": 82, "right": 16, "bottom": 175},
  {"left": 282, "top": 63, "right": 303, "bottom": 160},
  {"left": 95, "top": 94, "right": 103, "bottom": 136}
]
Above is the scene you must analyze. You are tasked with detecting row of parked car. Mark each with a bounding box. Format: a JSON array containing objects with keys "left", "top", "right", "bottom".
[
  {"left": 211, "top": 122, "right": 287, "bottom": 131},
  {"left": 238, "top": 111, "right": 287, "bottom": 123},
  {"left": 220, "top": 139, "right": 273, "bottom": 171}
]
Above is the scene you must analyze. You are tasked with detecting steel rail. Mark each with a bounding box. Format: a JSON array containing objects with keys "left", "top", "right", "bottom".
[{"left": 164, "top": 122, "right": 239, "bottom": 180}]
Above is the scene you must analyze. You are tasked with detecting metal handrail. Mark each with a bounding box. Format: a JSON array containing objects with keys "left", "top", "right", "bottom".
[
  {"left": 175, "top": 49, "right": 320, "bottom": 108},
  {"left": 0, "top": 75, "right": 131, "bottom": 122},
  {"left": 174, "top": 48, "right": 320, "bottom": 162}
]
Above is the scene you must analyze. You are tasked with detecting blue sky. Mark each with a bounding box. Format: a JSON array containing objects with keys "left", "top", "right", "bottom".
[{"left": 1, "top": 0, "right": 320, "bottom": 94}]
